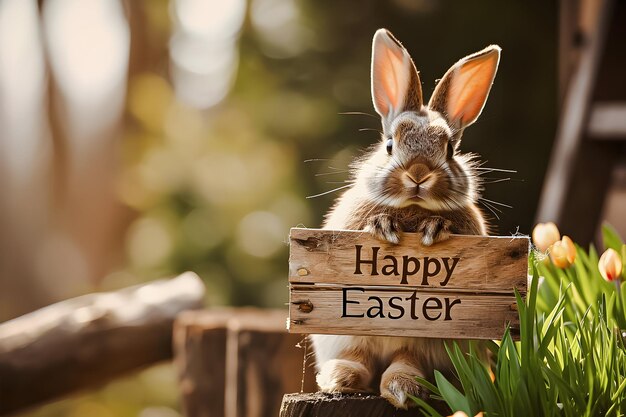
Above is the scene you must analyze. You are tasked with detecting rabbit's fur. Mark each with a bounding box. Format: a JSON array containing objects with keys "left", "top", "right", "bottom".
[{"left": 312, "top": 29, "right": 501, "bottom": 409}]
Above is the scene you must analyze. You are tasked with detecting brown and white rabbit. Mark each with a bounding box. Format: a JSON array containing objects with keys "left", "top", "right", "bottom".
[{"left": 311, "top": 29, "right": 501, "bottom": 409}]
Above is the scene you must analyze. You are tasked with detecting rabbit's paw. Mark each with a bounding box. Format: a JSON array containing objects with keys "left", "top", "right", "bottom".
[
  {"left": 365, "top": 214, "right": 401, "bottom": 244},
  {"left": 317, "top": 359, "right": 372, "bottom": 393},
  {"left": 418, "top": 216, "right": 452, "bottom": 246},
  {"left": 380, "top": 364, "right": 426, "bottom": 409}
]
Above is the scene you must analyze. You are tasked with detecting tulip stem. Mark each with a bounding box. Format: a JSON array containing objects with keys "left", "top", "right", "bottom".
[{"left": 615, "top": 280, "right": 623, "bottom": 326}]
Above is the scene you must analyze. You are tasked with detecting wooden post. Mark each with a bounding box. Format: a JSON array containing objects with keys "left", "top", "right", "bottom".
[
  {"left": 536, "top": 0, "right": 618, "bottom": 245},
  {"left": 174, "top": 309, "right": 317, "bottom": 417},
  {"left": 0, "top": 272, "right": 205, "bottom": 415},
  {"left": 279, "top": 392, "right": 449, "bottom": 417},
  {"left": 174, "top": 310, "right": 231, "bottom": 417}
]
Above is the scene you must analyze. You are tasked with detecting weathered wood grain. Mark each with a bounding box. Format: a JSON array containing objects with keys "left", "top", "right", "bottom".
[
  {"left": 289, "top": 228, "right": 529, "bottom": 294},
  {"left": 0, "top": 272, "right": 205, "bottom": 415},
  {"left": 227, "top": 313, "right": 317, "bottom": 417},
  {"left": 279, "top": 392, "right": 450, "bottom": 417},
  {"left": 289, "top": 285, "right": 519, "bottom": 340},
  {"left": 174, "top": 309, "right": 231, "bottom": 417},
  {"left": 174, "top": 308, "right": 317, "bottom": 417}
]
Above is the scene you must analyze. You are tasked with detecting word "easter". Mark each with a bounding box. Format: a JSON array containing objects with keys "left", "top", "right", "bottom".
[
  {"left": 341, "top": 288, "right": 461, "bottom": 321},
  {"left": 353, "top": 245, "right": 460, "bottom": 285}
]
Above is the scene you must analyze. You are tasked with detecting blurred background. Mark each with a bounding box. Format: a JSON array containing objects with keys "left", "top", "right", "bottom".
[{"left": 0, "top": 0, "right": 624, "bottom": 416}]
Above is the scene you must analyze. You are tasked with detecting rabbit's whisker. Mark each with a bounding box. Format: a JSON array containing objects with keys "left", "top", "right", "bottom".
[
  {"left": 338, "top": 111, "right": 379, "bottom": 119},
  {"left": 479, "top": 199, "right": 504, "bottom": 213},
  {"left": 479, "top": 200, "right": 501, "bottom": 220},
  {"left": 315, "top": 170, "right": 350, "bottom": 176},
  {"left": 307, "top": 184, "right": 353, "bottom": 199},
  {"left": 359, "top": 128, "right": 384, "bottom": 134},
  {"left": 480, "top": 197, "right": 513, "bottom": 209},
  {"left": 475, "top": 165, "right": 517, "bottom": 174},
  {"left": 326, "top": 165, "right": 348, "bottom": 171},
  {"left": 482, "top": 177, "right": 511, "bottom": 184}
]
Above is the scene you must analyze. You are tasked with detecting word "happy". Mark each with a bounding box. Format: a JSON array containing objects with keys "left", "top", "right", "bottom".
[{"left": 353, "top": 245, "right": 460, "bottom": 286}]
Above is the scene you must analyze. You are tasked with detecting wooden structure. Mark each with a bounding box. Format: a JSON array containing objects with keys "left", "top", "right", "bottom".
[
  {"left": 288, "top": 228, "right": 528, "bottom": 340},
  {"left": 279, "top": 393, "right": 448, "bottom": 417},
  {"left": 537, "top": 0, "right": 626, "bottom": 244},
  {"left": 0, "top": 272, "right": 205, "bottom": 415},
  {"left": 174, "top": 309, "right": 317, "bottom": 417}
]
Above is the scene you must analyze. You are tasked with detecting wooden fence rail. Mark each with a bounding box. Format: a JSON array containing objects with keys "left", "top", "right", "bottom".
[{"left": 0, "top": 272, "right": 205, "bottom": 415}]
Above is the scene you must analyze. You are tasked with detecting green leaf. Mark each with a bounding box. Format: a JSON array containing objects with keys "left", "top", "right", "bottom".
[
  {"left": 434, "top": 370, "right": 471, "bottom": 415},
  {"left": 602, "top": 222, "right": 624, "bottom": 252},
  {"left": 414, "top": 376, "right": 440, "bottom": 396},
  {"left": 408, "top": 394, "right": 444, "bottom": 417},
  {"left": 622, "top": 244, "right": 626, "bottom": 278}
]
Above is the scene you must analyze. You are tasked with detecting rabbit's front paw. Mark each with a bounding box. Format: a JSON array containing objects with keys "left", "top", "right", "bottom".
[
  {"left": 364, "top": 214, "right": 401, "bottom": 244},
  {"left": 380, "top": 363, "right": 426, "bottom": 409},
  {"left": 418, "top": 216, "right": 452, "bottom": 246},
  {"left": 317, "top": 359, "right": 372, "bottom": 393}
]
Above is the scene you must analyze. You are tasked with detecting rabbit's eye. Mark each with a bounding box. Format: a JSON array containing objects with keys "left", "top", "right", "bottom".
[
  {"left": 386, "top": 139, "right": 393, "bottom": 155},
  {"left": 447, "top": 142, "right": 455, "bottom": 159}
]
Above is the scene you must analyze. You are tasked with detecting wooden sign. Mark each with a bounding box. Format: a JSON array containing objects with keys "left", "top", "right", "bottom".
[{"left": 287, "top": 228, "right": 529, "bottom": 340}]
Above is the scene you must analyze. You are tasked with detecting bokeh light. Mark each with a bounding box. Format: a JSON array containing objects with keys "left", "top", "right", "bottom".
[
  {"left": 0, "top": 0, "right": 48, "bottom": 185},
  {"left": 43, "top": 0, "right": 129, "bottom": 142},
  {"left": 170, "top": 0, "right": 246, "bottom": 108}
]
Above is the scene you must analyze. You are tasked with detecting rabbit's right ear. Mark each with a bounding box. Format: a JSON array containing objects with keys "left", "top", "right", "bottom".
[
  {"left": 371, "top": 29, "right": 422, "bottom": 126},
  {"left": 428, "top": 45, "right": 501, "bottom": 131}
]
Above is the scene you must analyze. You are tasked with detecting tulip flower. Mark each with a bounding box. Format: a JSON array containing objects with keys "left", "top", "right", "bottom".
[
  {"left": 448, "top": 412, "right": 483, "bottom": 417},
  {"left": 532, "top": 222, "right": 560, "bottom": 252},
  {"left": 599, "top": 248, "right": 622, "bottom": 282},
  {"left": 549, "top": 236, "right": 576, "bottom": 269}
]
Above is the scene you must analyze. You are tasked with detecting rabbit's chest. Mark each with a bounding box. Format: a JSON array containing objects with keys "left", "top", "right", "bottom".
[{"left": 355, "top": 335, "right": 441, "bottom": 360}]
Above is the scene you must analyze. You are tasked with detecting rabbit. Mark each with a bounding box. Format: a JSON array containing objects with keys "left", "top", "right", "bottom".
[{"left": 311, "top": 28, "right": 501, "bottom": 409}]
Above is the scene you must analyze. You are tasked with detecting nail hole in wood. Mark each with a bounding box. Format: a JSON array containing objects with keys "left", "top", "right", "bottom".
[{"left": 293, "top": 300, "right": 314, "bottom": 313}]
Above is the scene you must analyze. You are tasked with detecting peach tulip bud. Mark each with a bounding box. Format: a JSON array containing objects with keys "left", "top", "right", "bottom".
[
  {"left": 562, "top": 236, "right": 576, "bottom": 263},
  {"left": 448, "top": 412, "right": 483, "bottom": 417},
  {"left": 599, "top": 248, "right": 622, "bottom": 282},
  {"left": 532, "top": 222, "right": 560, "bottom": 252},
  {"left": 549, "top": 242, "right": 568, "bottom": 269}
]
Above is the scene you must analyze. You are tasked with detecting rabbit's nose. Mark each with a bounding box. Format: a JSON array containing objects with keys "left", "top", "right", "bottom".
[
  {"left": 405, "top": 163, "right": 430, "bottom": 185},
  {"left": 403, "top": 171, "right": 430, "bottom": 193},
  {"left": 404, "top": 172, "right": 422, "bottom": 187}
]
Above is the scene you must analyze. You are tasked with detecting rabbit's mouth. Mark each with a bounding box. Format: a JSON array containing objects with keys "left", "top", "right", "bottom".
[{"left": 402, "top": 171, "right": 438, "bottom": 202}]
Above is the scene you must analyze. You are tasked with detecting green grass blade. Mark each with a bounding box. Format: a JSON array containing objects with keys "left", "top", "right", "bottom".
[{"left": 434, "top": 370, "right": 471, "bottom": 415}]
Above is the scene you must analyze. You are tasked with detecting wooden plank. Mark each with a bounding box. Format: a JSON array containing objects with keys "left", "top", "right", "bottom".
[
  {"left": 588, "top": 102, "right": 626, "bottom": 138},
  {"left": 279, "top": 392, "right": 450, "bottom": 417},
  {"left": 289, "top": 228, "right": 529, "bottom": 294},
  {"left": 289, "top": 285, "right": 518, "bottom": 340}
]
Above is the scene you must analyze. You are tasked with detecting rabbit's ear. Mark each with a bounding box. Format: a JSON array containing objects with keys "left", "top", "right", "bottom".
[
  {"left": 429, "top": 45, "right": 500, "bottom": 130},
  {"left": 371, "top": 29, "right": 422, "bottom": 124}
]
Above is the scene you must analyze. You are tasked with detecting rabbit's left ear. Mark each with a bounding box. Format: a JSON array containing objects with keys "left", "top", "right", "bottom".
[
  {"left": 429, "top": 45, "right": 501, "bottom": 130},
  {"left": 371, "top": 29, "right": 422, "bottom": 126}
]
